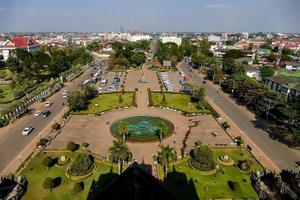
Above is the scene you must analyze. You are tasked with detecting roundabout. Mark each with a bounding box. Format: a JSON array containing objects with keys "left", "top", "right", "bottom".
[{"left": 110, "top": 115, "right": 174, "bottom": 142}]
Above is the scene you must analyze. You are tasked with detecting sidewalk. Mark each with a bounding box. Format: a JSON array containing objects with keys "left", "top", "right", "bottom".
[
  {"left": 0, "top": 107, "right": 67, "bottom": 176},
  {"left": 207, "top": 98, "right": 280, "bottom": 172}
]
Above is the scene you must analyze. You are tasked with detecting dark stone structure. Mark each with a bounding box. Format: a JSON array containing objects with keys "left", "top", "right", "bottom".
[{"left": 89, "top": 162, "right": 177, "bottom": 200}]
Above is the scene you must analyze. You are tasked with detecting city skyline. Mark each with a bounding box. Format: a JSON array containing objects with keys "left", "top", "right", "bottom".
[{"left": 0, "top": 0, "right": 300, "bottom": 33}]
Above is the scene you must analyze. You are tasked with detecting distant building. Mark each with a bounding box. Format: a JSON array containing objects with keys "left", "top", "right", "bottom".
[
  {"left": 264, "top": 71, "right": 300, "bottom": 97},
  {"left": 0, "top": 37, "right": 40, "bottom": 60},
  {"left": 234, "top": 39, "right": 249, "bottom": 49},
  {"left": 221, "top": 33, "right": 228, "bottom": 42},
  {"left": 208, "top": 35, "right": 221, "bottom": 43},
  {"left": 241, "top": 32, "right": 249, "bottom": 40},
  {"left": 160, "top": 36, "right": 182, "bottom": 46},
  {"left": 127, "top": 34, "right": 151, "bottom": 42}
]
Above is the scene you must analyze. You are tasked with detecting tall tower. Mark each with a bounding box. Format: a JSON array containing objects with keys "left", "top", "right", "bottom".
[{"left": 119, "top": 25, "right": 124, "bottom": 33}]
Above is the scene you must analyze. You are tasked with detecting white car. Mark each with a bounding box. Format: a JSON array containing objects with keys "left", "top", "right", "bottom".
[
  {"left": 34, "top": 110, "right": 42, "bottom": 116},
  {"left": 62, "top": 91, "right": 68, "bottom": 98},
  {"left": 45, "top": 101, "right": 52, "bottom": 107},
  {"left": 22, "top": 126, "right": 33, "bottom": 136}
]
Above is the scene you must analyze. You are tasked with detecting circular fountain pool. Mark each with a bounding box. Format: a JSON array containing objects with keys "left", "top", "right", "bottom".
[{"left": 110, "top": 116, "right": 174, "bottom": 142}]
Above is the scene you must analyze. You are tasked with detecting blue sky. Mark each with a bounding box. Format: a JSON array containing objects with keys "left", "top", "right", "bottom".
[{"left": 0, "top": 0, "right": 299, "bottom": 32}]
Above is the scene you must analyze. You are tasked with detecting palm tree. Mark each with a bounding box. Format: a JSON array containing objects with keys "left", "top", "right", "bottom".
[
  {"left": 157, "top": 122, "right": 168, "bottom": 142},
  {"left": 109, "top": 140, "right": 132, "bottom": 175},
  {"left": 154, "top": 145, "right": 177, "bottom": 178},
  {"left": 118, "top": 121, "right": 129, "bottom": 143}
]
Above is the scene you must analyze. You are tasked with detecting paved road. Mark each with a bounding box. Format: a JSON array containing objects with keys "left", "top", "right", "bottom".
[
  {"left": 180, "top": 61, "right": 300, "bottom": 170},
  {"left": 0, "top": 57, "right": 106, "bottom": 173}
]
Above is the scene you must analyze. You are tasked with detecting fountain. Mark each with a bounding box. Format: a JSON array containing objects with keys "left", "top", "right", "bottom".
[{"left": 110, "top": 116, "right": 174, "bottom": 141}]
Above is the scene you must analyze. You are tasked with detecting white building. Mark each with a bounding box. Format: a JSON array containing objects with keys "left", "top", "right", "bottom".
[
  {"left": 159, "top": 36, "right": 182, "bottom": 46},
  {"left": 0, "top": 37, "right": 40, "bottom": 60},
  {"left": 127, "top": 34, "right": 151, "bottom": 42},
  {"left": 208, "top": 35, "right": 221, "bottom": 43},
  {"left": 241, "top": 32, "right": 249, "bottom": 39}
]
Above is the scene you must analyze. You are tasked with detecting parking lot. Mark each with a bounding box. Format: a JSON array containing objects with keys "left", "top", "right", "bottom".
[{"left": 160, "top": 70, "right": 185, "bottom": 92}]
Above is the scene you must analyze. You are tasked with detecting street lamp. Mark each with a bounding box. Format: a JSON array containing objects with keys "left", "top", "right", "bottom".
[{"left": 19, "top": 155, "right": 23, "bottom": 168}]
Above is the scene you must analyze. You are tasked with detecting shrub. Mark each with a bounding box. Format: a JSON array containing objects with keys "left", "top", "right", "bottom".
[
  {"left": 57, "top": 156, "right": 70, "bottom": 166},
  {"left": 42, "top": 156, "right": 54, "bottom": 168},
  {"left": 0, "top": 117, "right": 6, "bottom": 127},
  {"left": 62, "top": 111, "right": 70, "bottom": 119},
  {"left": 72, "top": 181, "right": 84, "bottom": 193},
  {"left": 212, "top": 112, "right": 220, "bottom": 119},
  {"left": 190, "top": 145, "right": 216, "bottom": 171},
  {"left": 81, "top": 142, "right": 89, "bottom": 148},
  {"left": 43, "top": 177, "right": 55, "bottom": 191},
  {"left": 162, "top": 93, "right": 166, "bottom": 102},
  {"left": 227, "top": 180, "right": 240, "bottom": 191},
  {"left": 68, "top": 153, "right": 94, "bottom": 176},
  {"left": 234, "top": 136, "right": 244, "bottom": 146},
  {"left": 52, "top": 123, "right": 61, "bottom": 131},
  {"left": 118, "top": 94, "right": 123, "bottom": 103},
  {"left": 66, "top": 141, "right": 79, "bottom": 152},
  {"left": 222, "top": 121, "right": 230, "bottom": 129},
  {"left": 238, "top": 159, "right": 252, "bottom": 171},
  {"left": 37, "top": 138, "right": 49, "bottom": 147}
]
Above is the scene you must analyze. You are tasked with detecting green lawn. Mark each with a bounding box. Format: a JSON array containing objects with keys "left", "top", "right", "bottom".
[
  {"left": 149, "top": 92, "right": 211, "bottom": 115},
  {"left": 20, "top": 151, "right": 119, "bottom": 200},
  {"left": 148, "top": 65, "right": 177, "bottom": 72},
  {"left": 74, "top": 92, "right": 136, "bottom": 115},
  {"left": 278, "top": 69, "right": 300, "bottom": 78},
  {"left": 108, "top": 65, "right": 141, "bottom": 72},
  {"left": 0, "top": 85, "right": 14, "bottom": 104},
  {"left": 159, "top": 148, "right": 262, "bottom": 199}
]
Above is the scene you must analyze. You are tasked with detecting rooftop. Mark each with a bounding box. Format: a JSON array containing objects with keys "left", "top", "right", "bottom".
[{"left": 265, "top": 75, "right": 300, "bottom": 90}]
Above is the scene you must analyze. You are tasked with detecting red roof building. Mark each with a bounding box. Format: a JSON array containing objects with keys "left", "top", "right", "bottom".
[{"left": 0, "top": 37, "right": 40, "bottom": 60}]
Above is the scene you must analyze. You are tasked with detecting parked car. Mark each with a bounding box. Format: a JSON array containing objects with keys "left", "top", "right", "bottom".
[
  {"left": 22, "top": 126, "right": 33, "bottom": 136},
  {"left": 34, "top": 110, "right": 42, "bottom": 116},
  {"left": 101, "top": 79, "right": 108, "bottom": 85},
  {"left": 62, "top": 90, "right": 68, "bottom": 98},
  {"left": 42, "top": 110, "right": 51, "bottom": 118},
  {"left": 45, "top": 101, "right": 52, "bottom": 107}
]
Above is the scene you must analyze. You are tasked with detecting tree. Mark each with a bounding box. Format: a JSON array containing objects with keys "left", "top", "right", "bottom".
[
  {"left": 222, "top": 57, "right": 244, "bottom": 75},
  {"left": 67, "top": 91, "right": 87, "bottom": 112},
  {"left": 118, "top": 121, "right": 129, "bottom": 143},
  {"left": 109, "top": 140, "right": 132, "bottom": 175},
  {"left": 43, "top": 177, "right": 56, "bottom": 192},
  {"left": 190, "top": 145, "right": 216, "bottom": 171},
  {"left": 69, "top": 153, "right": 94, "bottom": 176},
  {"left": 42, "top": 156, "right": 53, "bottom": 169},
  {"left": 260, "top": 66, "right": 275, "bottom": 78},
  {"left": 66, "top": 141, "right": 79, "bottom": 152},
  {"left": 192, "top": 86, "right": 205, "bottom": 103},
  {"left": 278, "top": 106, "right": 298, "bottom": 125},
  {"left": 6, "top": 56, "right": 21, "bottom": 73},
  {"left": 266, "top": 53, "right": 277, "bottom": 63},
  {"left": 154, "top": 145, "right": 177, "bottom": 178},
  {"left": 157, "top": 122, "right": 168, "bottom": 142},
  {"left": 223, "top": 49, "right": 245, "bottom": 59},
  {"left": 72, "top": 182, "right": 84, "bottom": 193}
]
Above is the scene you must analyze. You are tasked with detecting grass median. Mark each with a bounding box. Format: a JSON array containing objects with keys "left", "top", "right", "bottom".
[
  {"left": 149, "top": 91, "right": 211, "bottom": 115},
  {"left": 73, "top": 92, "right": 136, "bottom": 115}
]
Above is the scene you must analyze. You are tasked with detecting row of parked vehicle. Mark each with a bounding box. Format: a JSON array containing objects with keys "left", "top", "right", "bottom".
[
  {"left": 108, "top": 74, "right": 121, "bottom": 92},
  {"left": 161, "top": 72, "right": 175, "bottom": 92}
]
